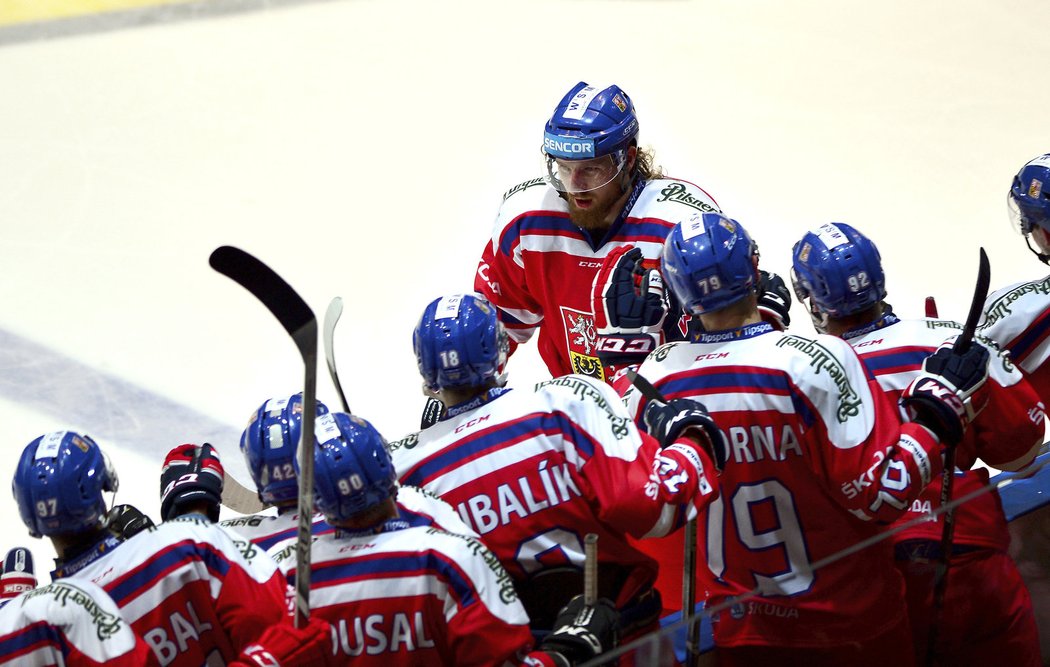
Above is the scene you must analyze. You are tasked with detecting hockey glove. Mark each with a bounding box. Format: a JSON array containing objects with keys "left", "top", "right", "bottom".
[
  {"left": 420, "top": 396, "right": 447, "bottom": 429},
  {"left": 106, "top": 504, "right": 155, "bottom": 541},
  {"left": 0, "top": 547, "right": 36, "bottom": 600},
  {"left": 644, "top": 398, "right": 729, "bottom": 471},
  {"left": 900, "top": 340, "right": 990, "bottom": 445},
  {"left": 160, "top": 443, "right": 225, "bottom": 522},
  {"left": 591, "top": 245, "right": 669, "bottom": 372},
  {"left": 232, "top": 617, "right": 333, "bottom": 667},
  {"left": 538, "top": 594, "right": 619, "bottom": 667},
  {"left": 757, "top": 269, "right": 792, "bottom": 330}
]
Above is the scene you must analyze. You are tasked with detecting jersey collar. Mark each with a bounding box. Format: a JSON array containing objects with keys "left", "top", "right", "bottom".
[
  {"left": 691, "top": 321, "right": 774, "bottom": 343},
  {"left": 444, "top": 386, "right": 511, "bottom": 420},
  {"left": 841, "top": 311, "right": 901, "bottom": 341},
  {"left": 52, "top": 533, "right": 121, "bottom": 579}
]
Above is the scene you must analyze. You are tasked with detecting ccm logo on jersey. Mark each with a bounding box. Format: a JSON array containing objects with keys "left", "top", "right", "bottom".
[{"left": 594, "top": 336, "right": 654, "bottom": 354}]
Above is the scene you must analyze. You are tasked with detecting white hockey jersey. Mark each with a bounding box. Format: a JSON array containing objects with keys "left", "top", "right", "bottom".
[
  {"left": 0, "top": 579, "right": 150, "bottom": 666},
  {"left": 65, "top": 516, "right": 290, "bottom": 666},
  {"left": 268, "top": 521, "right": 544, "bottom": 666},
  {"left": 980, "top": 273, "right": 1050, "bottom": 401}
]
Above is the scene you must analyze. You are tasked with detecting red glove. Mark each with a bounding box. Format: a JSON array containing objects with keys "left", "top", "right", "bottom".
[{"left": 231, "top": 617, "right": 333, "bottom": 667}]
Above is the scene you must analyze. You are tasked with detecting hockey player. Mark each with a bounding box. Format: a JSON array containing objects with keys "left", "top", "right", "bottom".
[
  {"left": 791, "top": 221, "right": 1044, "bottom": 666},
  {"left": 269, "top": 409, "right": 621, "bottom": 667},
  {"left": 984, "top": 152, "right": 1050, "bottom": 400},
  {"left": 624, "top": 212, "right": 991, "bottom": 666},
  {"left": 473, "top": 81, "right": 722, "bottom": 384},
  {"left": 980, "top": 153, "right": 1050, "bottom": 662},
  {"left": 393, "top": 293, "right": 726, "bottom": 649},
  {"left": 12, "top": 430, "right": 332, "bottom": 667},
  {"left": 220, "top": 393, "right": 475, "bottom": 549},
  {"left": 0, "top": 578, "right": 151, "bottom": 666}
]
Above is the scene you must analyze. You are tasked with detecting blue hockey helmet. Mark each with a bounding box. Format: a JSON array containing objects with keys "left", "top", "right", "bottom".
[
  {"left": 310, "top": 412, "right": 397, "bottom": 524},
  {"left": 1009, "top": 154, "right": 1050, "bottom": 234},
  {"left": 1009, "top": 154, "right": 1050, "bottom": 264},
  {"left": 13, "top": 431, "right": 117, "bottom": 538},
  {"left": 661, "top": 213, "right": 759, "bottom": 315},
  {"left": 241, "top": 393, "right": 330, "bottom": 506},
  {"left": 790, "top": 222, "right": 887, "bottom": 319},
  {"left": 542, "top": 82, "right": 639, "bottom": 193},
  {"left": 413, "top": 294, "right": 508, "bottom": 393}
]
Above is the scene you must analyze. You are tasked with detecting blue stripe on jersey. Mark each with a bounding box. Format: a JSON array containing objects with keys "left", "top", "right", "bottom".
[
  {"left": 403, "top": 412, "right": 594, "bottom": 487},
  {"left": 656, "top": 368, "right": 817, "bottom": 428},
  {"left": 106, "top": 540, "right": 232, "bottom": 605},
  {"left": 615, "top": 218, "right": 673, "bottom": 243},
  {"left": 398, "top": 506, "right": 439, "bottom": 529},
  {"left": 311, "top": 550, "right": 478, "bottom": 609},
  {"left": 1008, "top": 308, "right": 1050, "bottom": 363},
  {"left": 858, "top": 348, "right": 932, "bottom": 376},
  {"left": 0, "top": 621, "right": 63, "bottom": 660},
  {"left": 498, "top": 213, "right": 578, "bottom": 256},
  {"left": 254, "top": 519, "right": 335, "bottom": 551}
]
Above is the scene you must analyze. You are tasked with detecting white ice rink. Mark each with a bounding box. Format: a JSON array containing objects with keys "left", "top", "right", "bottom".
[{"left": 1, "top": 0, "right": 1048, "bottom": 587}]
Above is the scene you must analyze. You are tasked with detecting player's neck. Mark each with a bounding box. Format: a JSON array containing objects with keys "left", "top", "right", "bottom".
[{"left": 698, "top": 296, "right": 761, "bottom": 332}]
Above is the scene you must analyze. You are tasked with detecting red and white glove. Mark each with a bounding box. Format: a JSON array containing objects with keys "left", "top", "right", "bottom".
[
  {"left": 643, "top": 399, "right": 727, "bottom": 504},
  {"left": 232, "top": 617, "right": 333, "bottom": 667},
  {"left": 900, "top": 339, "right": 990, "bottom": 445},
  {"left": 0, "top": 547, "right": 36, "bottom": 600},
  {"left": 591, "top": 245, "right": 669, "bottom": 378},
  {"left": 160, "top": 443, "right": 225, "bottom": 522}
]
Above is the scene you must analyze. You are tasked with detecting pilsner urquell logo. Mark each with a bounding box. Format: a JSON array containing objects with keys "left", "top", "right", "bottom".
[
  {"left": 776, "top": 335, "right": 861, "bottom": 423},
  {"left": 656, "top": 183, "right": 718, "bottom": 213}
]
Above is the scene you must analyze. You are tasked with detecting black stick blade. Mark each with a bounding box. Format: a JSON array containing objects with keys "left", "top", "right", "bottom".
[
  {"left": 956, "top": 247, "right": 991, "bottom": 354},
  {"left": 625, "top": 368, "right": 667, "bottom": 403},
  {"left": 209, "top": 246, "right": 315, "bottom": 348}
]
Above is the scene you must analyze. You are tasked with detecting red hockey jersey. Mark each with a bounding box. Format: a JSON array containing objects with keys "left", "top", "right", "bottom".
[{"left": 475, "top": 176, "right": 719, "bottom": 381}]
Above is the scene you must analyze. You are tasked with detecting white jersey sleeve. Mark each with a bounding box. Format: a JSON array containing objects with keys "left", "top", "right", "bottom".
[{"left": 0, "top": 579, "right": 150, "bottom": 666}]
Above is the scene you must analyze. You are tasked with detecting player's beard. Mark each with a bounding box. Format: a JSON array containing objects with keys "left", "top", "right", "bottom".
[{"left": 566, "top": 181, "right": 629, "bottom": 233}]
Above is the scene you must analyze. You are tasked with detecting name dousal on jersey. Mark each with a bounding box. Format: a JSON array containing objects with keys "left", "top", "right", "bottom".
[{"left": 269, "top": 522, "right": 537, "bottom": 667}]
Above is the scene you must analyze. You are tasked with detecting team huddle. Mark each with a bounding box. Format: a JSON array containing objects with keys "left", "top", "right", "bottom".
[{"left": 1, "top": 81, "right": 1048, "bottom": 667}]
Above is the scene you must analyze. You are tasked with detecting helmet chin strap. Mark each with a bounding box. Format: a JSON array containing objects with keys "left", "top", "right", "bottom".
[
  {"left": 805, "top": 298, "right": 830, "bottom": 334},
  {"left": 1024, "top": 231, "right": 1050, "bottom": 265}
]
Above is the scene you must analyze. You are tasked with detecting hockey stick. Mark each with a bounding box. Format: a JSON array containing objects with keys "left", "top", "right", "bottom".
[
  {"left": 584, "top": 533, "right": 598, "bottom": 606},
  {"left": 625, "top": 369, "right": 700, "bottom": 667},
  {"left": 221, "top": 473, "right": 266, "bottom": 515},
  {"left": 925, "top": 247, "right": 990, "bottom": 667},
  {"left": 323, "top": 296, "right": 351, "bottom": 413},
  {"left": 209, "top": 246, "right": 318, "bottom": 629}
]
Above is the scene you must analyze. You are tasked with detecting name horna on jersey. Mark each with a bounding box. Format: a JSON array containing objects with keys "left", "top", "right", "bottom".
[
  {"left": 727, "top": 424, "right": 803, "bottom": 464},
  {"left": 332, "top": 611, "right": 435, "bottom": 657},
  {"left": 455, "top": 460, "right": 582, "bottom": 534},
  {"left": 142, "top": 601, "right": 214, "bottom": 666}
]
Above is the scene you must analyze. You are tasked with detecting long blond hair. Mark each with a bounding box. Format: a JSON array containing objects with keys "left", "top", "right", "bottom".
[{"left": 635, "top": 145, "right": 665, "bottom": 181}]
